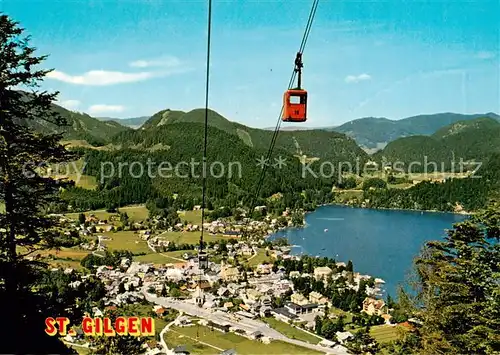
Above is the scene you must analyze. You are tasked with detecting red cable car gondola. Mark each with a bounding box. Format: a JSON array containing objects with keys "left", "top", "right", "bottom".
[{"left": 282, "top": 52, "right": 307, "bottom": 123}]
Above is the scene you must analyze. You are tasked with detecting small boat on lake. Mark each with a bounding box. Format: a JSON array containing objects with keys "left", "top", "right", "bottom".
[{"left": 324, "top": 228, "right": 328, "bottom": 232}]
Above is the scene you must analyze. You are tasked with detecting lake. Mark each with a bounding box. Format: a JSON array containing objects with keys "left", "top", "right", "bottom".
[{"left": 270, "top": 204, "right": 467, "bottom": 298}]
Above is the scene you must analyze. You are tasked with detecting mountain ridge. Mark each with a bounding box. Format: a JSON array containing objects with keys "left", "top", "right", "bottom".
[
  {"left": 133, "top": 108, "right": 368, "bottom": 162},
  {"left": 327, "top": 112, "right": 500, "bottom": 150},
  {"left": 21, "top": 103, "right": 130, "bottom": 146},
  {"left": 373, "top": 116, "right": 500, "bottom": 172},
  {"left": 96, "top": 116, "right": 150, "bottom": 129}
]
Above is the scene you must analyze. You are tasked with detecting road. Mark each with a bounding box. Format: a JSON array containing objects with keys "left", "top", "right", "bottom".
[
  {"left": 143, "top": 287, "right": 346, "bottom": 354},
  {"left": 147, "top": 232, "right": 185, "bottom": 262},
  {"left": 91, "top": 235, "right": 105, "bottom": 257},
  {"left": 159, "top": 315, "right": 179, "bottom": 355}
]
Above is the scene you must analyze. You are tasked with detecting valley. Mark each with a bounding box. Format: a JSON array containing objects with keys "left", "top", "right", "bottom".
[
  {"left": 1, "top": 5, "right": 499, "bottom": 355},
  {"left": 36, "top": 103, "right": 498, "bottom": 216}
]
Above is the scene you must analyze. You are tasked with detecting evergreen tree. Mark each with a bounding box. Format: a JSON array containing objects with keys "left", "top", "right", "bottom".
[
  {"left": 118, "top": 282, "right": 126, "bottom": 293},
  {"left": 0, "top": 13, "right": 76, "bottom": 353},
  {"left": 335, "top": 316, "right": 345, "bottom": 332},
  {"left": 321, "top": 319, "right": 337, "bottom": 340},
  {"left": 314, "top": 315, "right": 323, "bottom": 335},
  {"left": 400, "top": 205, "right": 500, "bottom": 354},
  {"left": 120, "top": 212, "right": 129, "bottom": 224},
  {"left": 346, "top": 328, "right": 379, "bottom": 354}
]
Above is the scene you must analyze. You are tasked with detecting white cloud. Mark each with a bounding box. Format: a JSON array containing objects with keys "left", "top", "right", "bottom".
[
  {"left": 476, "top": 51, "right": 496, "bottom": 59},
  {"left": 88, "top": 104, "right": 125, "bottom": 114},
  {"left": 57, "top": 99, "right": 80, "bottom": 110},
  {"left": 129, "top": 55, "right": 182, "bottom": 68},
  {"left": 345, "top": 73, "right": 372, "bottom": 83},
  {"left": 45, "top": 55, "right": 191, "bottom": 86},
  {"left": 46, "top": 70, "right": 154, "bottom": 86}
]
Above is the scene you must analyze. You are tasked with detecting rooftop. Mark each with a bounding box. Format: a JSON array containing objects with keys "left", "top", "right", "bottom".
[{"left": 273, "top": 307, "right": 299, "bottom": 319}]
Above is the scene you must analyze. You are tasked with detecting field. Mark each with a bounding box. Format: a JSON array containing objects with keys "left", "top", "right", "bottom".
[
  {"left": 118, "top": 205, "right": 150, "bottom": 221},
  {"left": 65, "top": 210, "right": 114, "bottom": 222},
  {"left": 65, "top": 206, "right": 204, "bottom": 225},
  {"left": 48, "top": 258, "right": 86, "bottom": 270},
  {"left": 32, "top": 230, "right": 190, "bottom": 269},
  {"left": 369, "top": 324, "right": 402, "bottom": 343},
  {"left": 244, "top": 248, "right": 271, "bottom": 267},
  {"left": 329, "top": 307, "right": 354, "bottom": 323},
  {"left": 50, "top": 159, "right": 98, "bottom": 190},
  {"left": 158, "top": 230, "right": 235, "bottom": 245},
  {"left": 178, "top": 210, "right": 203, "bottom": 224},
  {"left": 164, "top": 325, "right": 322, "bottom": 355},
  {"left": 32, "top": 247, "right": 90, "bottom": 270},
  {"left": 102, "top": 231, "right": 198, "bottom": 264},
  {"left": 102, "top": 231, "right": 151, "bottom": 254},
  {"left": 49, "top": 208, "right": 227, "bottom": 268},
  {"left": 61, "top": 140, "right": 117, "bottom": 151},
  {"left": 339, "top": 171, "right": 470, "bottom": 191},
  {"left": 65, "top": 205, "right": 149, "bottom": 222},
  {"left": 347, "top": 324, "right": 402, "bottom": 344},
  {"left": 135, "top": 250, "right": 188, "bottom": 264},
  {"left": 262, "top": 318, "right": 321, "bottom": 344},
  {"left": 37, "top": 207, "right": 241, "bottom": 269}
]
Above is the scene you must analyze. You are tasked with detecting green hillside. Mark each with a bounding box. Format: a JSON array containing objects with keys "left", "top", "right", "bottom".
[
  {"left": 139, "top": 109, "right": 187, "bottom": 130},
  {"left": 16, "top": 91, "right": 131, "bottom": 145},
  {"left": 363, "top": 153, "right": 500, "bottom": 212},
  {"left": 330, "top": 112, "right": 500, "bottom": 149},
  {"left": 373, "top": 117, "right": 500, "bottom": 172},
  {"left": 136, "top": 108, "right": 368, "bottom": 162},
  {"left": 50, "top": 107, "right": 500, "bottom": 213},
  {"left": 62, "top": 121, "right": 359, "bottom": 211},
  {"left": 431, "top": 116, "right": 500, "bottom": 139}
]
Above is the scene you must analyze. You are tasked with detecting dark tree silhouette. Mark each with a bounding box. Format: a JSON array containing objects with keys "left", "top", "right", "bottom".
[{"left": 0, "top": 13, "right": 75, "bottom": 353}]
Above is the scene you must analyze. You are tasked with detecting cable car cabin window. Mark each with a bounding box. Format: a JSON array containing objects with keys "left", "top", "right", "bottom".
[
  {"left": 289, "top": 95, "right": 306, "bottom": 104},
  {"left": 282, "top": 90, "right": 307, "bottom": 122}
]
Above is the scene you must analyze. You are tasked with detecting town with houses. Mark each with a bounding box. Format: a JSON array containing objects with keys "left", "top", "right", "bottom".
[{"left": 43, "top": 208, "right": 413, "bottom": 355}]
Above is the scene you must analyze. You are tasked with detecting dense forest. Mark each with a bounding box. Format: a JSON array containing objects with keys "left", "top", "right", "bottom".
[
  {"left": 136, "top": 108, "right": 369, "bottom": 161},
  {"left": 59, "top": 122, "right": 356, "bottom": 212},
  {"left": 373, "top": 117, "right": 500, "bottom": 172},
  {"left": 361, "top": 153, "right": 500, "bottom": 211}
]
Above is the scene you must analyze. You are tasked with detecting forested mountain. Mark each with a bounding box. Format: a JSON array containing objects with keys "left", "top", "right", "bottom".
[
  {"left": 62, "top": 120, "right": 367, "bottom": 211},
  {"left": 327, "top": 112, "right": 500, "bottom": 149},
  {"left": 362, "top": 152, "right": 500, "bottom": 212},
  {"left": 97, "top": 116, "right": 150, "bottom": 129},
  {"left": 372, "top": 117, "right": 500, "bottom": 172},
  {"left": 16, "top": 92, "right": 131, "bottom": 145},
  {"left": 135, "top": 108, "right": 367, "bottom": 161}
]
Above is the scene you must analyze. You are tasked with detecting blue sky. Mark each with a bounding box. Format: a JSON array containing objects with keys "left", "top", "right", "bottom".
[{"left": 2, "top": 0, "right": 499, "bottom": 128}]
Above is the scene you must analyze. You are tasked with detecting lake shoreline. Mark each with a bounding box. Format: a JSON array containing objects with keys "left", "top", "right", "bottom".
[
  {"left": 267, "top": 201, "right": 471, "bottom": 239},
  {"left": 297, "top": 202, "right": 471, "bottom": 230},
  {"left": 332, "top": 203, "right": 474, "bottom": 215},
  {"left": 269, "top": 204, "right": 467, "bottom": 298}
]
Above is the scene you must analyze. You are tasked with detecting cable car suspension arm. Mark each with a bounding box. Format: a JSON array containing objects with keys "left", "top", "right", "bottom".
[{"left": 246, "top": 0, "right": 319, "bottom": 220}]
